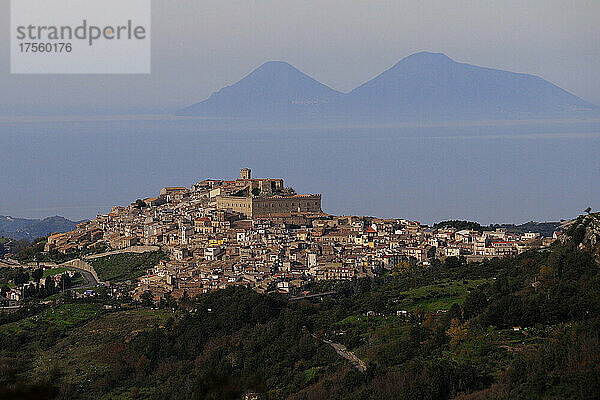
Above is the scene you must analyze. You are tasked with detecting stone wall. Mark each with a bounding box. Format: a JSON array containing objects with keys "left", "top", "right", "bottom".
[
  {"left": 60, "top": 259, "right": 100, "bottom": 283},
  {"left": 216, "top": 194, "right": 322, "bottom": 218}
]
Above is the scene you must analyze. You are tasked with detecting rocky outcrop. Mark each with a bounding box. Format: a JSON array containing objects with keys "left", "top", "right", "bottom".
[{"left": 563, "top": 213, "right": 600, "bottom": 263}]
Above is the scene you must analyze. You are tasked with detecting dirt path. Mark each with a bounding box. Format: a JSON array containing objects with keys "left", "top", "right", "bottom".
[{"left": 322, "top": 339, "right": 367, "bottom": 372}]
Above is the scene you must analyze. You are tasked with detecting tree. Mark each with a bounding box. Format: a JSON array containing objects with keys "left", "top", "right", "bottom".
[
  {"left": 446, "top": 318, "right": 468, "bottom": 348},
  {"left": 134, "top": 199, "right": 147, "bottom": 209},
  {"left": 463, "top": 288, "right": 488, "bottom": 319},
  {"left": 163, "top": 293, "right": 178, "bottom": 310},
  {"left": 44, "top": 276, "right": 55, "bottom": 296},
  {"left": 444, "top": 256, "right": 461, "bottom": 269},
  {"left": 433, "top": 220, "right": 483, "bottom": 231},
  {"left": 134, "top": 355, "right": 151, "bottom": 382},
  {"left": 58, "top": 290, "right": 74, "bottom": 304},
  {"left": 392, "top": 261, "right": 410, "bottom": 276},
  {"left": 141, "top": 290, "right": 154, "bottom": 307},
  {"left": 449, "top": 303, "right": 462, "bottom": 321},
  {"left": 539, "top": 265, "right": 553, "bottom": 278},
  {"left": 59, "top": 273, "right": 72, "bottom": 290},
  {"left": 585, "top": 207, "right": 592, "bottom": 214},
  {"left": 32, "top": 268, "right": 43, "bottom": 283},
  {"left": 14, "top": 270, "right": 30, "bottom": 286},
  {"left": 96, "top": 285, "right": 109, "bottom": 299}
]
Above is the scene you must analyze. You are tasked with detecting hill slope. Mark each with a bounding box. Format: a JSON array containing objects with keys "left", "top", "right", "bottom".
[
  {"left": 2, "top": 215, "right": 600, "bottom": 399},
  {"left": 0, "top": 215, "right": 81, "bottom": 241}
]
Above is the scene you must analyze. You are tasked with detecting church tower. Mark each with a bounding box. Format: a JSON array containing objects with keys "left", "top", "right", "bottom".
[{"left": 240, "top": 168, "right": 251, "bottom": 180}]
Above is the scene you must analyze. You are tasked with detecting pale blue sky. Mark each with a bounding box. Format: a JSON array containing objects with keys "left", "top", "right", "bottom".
[{"left": 0, "top": 0, "right": 599, "bottom": 115}]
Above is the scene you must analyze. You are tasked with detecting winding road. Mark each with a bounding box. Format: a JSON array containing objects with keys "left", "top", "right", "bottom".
[
  {"left": 66, "top": 264, "right": 99, "bottom": 289},
  {"left": 3, "top": 259, "right": 100, "bottom": 290}
]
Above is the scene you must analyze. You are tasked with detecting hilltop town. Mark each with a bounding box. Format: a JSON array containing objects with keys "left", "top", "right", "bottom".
[
  {"left": 1, "top": 172, "right": 597, "bottom": 400},
  {"left": 20, "top": 168, "right": 557, "bottom": 305}
]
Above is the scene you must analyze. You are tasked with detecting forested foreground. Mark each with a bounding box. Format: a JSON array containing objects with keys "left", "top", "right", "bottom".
[{"left": 1, "top": 214, "right": 600, "bottom": 399}]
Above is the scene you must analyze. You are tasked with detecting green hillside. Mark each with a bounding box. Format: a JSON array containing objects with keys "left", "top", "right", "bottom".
[{"left": 1, "top": 214, "right": 599, "bottom": 399}]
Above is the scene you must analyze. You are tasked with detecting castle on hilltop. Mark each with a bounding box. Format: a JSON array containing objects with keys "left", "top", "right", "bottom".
[{"left": 214, "top": 169, "right": 322, "bottom": 218}]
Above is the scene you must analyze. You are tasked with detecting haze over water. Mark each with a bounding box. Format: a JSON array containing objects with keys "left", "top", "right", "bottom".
[{"left": 1, "top": 117, "right": 598, "bottom": 225}]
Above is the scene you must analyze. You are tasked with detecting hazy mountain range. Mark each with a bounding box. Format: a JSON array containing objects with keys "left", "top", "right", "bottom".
[
  {"left": 179, "top": 52, "right": 597, "bottom": 120},
  {"left": 0, "top": 216, "right": 81, "bottom": 241}
]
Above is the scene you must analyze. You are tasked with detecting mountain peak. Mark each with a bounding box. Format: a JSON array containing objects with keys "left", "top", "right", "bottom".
[
  {"left": 256, "top": 60, "right": 296, "bottom": 70},
  {"left": 401, "top": 51, "right": 453, "bottom": 62},
  {"left": 179, "top": 53, "right": 597, "bottom": 119},
  {"left": 245, "top": 60, "right": 304, "bottom": 79},
  {"left": 390, "top": 51, "right": 454, "bottom": 70},
  {"left": 178, "top": 60, "right": 340, "bottom": 116}
]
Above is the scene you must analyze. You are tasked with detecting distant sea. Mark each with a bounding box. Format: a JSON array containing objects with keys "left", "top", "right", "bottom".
[{"left": 1, "top": 116, "right": 598, "bottom": 225}]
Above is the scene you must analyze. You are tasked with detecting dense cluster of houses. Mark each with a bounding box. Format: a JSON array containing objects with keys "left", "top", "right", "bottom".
[{"left": 42, "top": 169, "right": 558, "bottom": 304}]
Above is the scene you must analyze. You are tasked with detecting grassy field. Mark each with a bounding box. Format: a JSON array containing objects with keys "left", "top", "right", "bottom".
[
  {"left": 90, "top": 251, "right": 165, "bottom": 282},
  {"left": 391, "top": 278, "right": 490, "bottom": 312},
  {"left": 0, "top": 303, "right": 103, "bottom": 336},
  {"left": 42, "top": 267, "right": 68, "bottom": 278},
  {"left": 330, "top": 277, "right": 492, "bottom": 356}
]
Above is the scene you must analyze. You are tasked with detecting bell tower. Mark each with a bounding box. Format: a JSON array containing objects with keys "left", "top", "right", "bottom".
[{"left": 240, "top": 168, "right": 251, "bottom": 180}]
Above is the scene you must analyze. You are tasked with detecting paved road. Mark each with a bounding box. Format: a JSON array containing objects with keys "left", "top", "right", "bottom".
[
  {"left": 66, "top": 265, "right": 99, "bottom": 289},
  {"left": 1, "top": 258, "right": 98, "bottom": 290}
]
